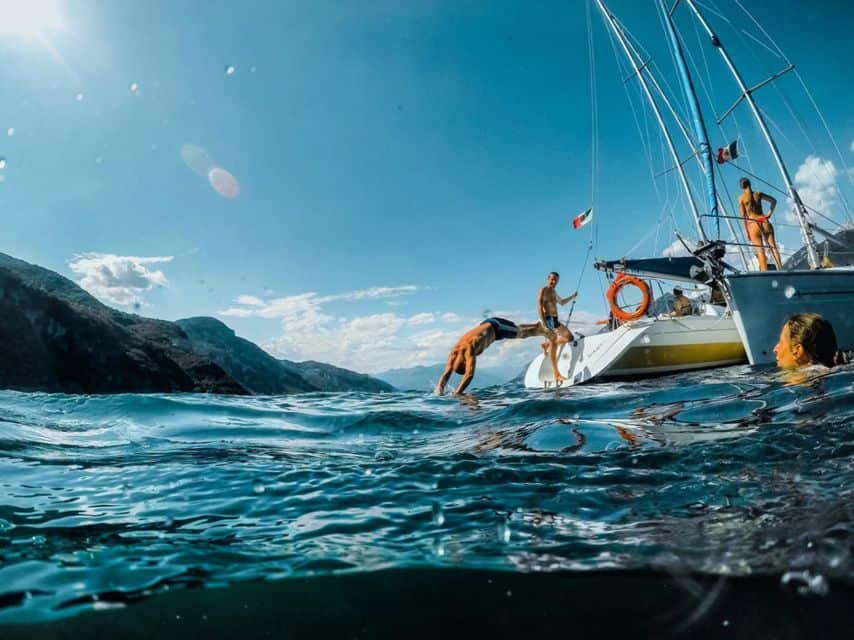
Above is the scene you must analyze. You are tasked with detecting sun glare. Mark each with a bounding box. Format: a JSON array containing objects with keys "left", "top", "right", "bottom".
[{"left": 0, "top": 0, "right": 63, "bottom": 39}]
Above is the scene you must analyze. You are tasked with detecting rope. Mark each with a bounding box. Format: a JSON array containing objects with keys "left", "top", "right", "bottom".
[
  {"left": 565, "top": 239, "right": 594, "bottom": 326},
  {"left": 620, "top": 11, "right": 690, "bottom": 235},
  {"left": 732, "top": 0, "right": 854, "bottom": 198},
  {"left": 727, "top": 161, "right": 843, "bottom": 229},
  {"left": 682, "top": 10, "right": 757, "bottom": 175},
  {"left": 586, "top": 0, "right": 599, "bottom": 211},
  {"left": 711, "top": 0, "right": 851, "bottom": 225},
  {"left": 698, "top": 214, "right": 803, "bottom": 229},
  {"left": 603, "top": 16, "right": 661, "bottom": 201}
]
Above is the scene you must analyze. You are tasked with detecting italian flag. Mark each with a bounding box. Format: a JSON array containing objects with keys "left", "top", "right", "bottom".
[
  {"left": 716, "top": 140, "right": 738, "bottom": 164},
  {"left": 572, "top": 207, "right": 593, "bottom": 229}
]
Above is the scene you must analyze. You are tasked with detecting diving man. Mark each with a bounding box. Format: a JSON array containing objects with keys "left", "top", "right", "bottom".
[{"left": 435, "top": 318, "right": 554, "bottom": 396}]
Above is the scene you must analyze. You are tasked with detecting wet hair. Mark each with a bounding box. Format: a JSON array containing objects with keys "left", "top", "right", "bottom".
[
  {"left": 785, "top": 313, "right": 838, "bottom": 367},
  {"left": 740, "top": 177, "right": 751, "bottom": 189},
  {"left": 548, "top": 271, "right": 559, "bottom": 279}
]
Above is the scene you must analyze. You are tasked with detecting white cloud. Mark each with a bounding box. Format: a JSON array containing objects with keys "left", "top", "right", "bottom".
[
  {"left": 219, "top": 286, "right": 428, "bottom": 372},
  {"left": 219, "top": 285, "right": 572, "bottom": 374},
  {"left": 68, "top": 253, "right": 173, "bottom": 307},
  {"left": 236, "top": 294, "right": 265, "bottom": 307},
  {"left": 791, "top": 155, "right": 839, "bottom": 223},
  {"left": 407, "top": 312, "right": 435, "bottom": 325},
  {"left": 338, "top": 285, "right": 417, "bottom": 301},
  {"left": 850, "top": 140, "right": 853, "bottom": 152},
  {"left": 662, "top": 238, "right": 692, "bottom": 257}
]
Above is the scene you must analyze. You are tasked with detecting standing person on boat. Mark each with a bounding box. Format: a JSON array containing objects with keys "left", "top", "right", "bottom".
[
  {"left": 434, "top": 318, "right": 554, "bottom": 396},
  {"left": 738, "top": 178, "right": 783, "bottom": 271},
  {"left": 537, "top": 272, "right": 577, "bottom": 382}
]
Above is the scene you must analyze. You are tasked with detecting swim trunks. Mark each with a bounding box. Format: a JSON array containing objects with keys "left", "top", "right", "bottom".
[
  {"left": 484, "top": 317, "right": 518, "bottom": 340},
  {"left": 544, "top": 316, "right": 560, "bottom": 330}
]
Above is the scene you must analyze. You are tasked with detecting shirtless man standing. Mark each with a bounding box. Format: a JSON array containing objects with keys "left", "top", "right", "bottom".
[
  {"left": 434, "top": 317, "right": 553, "bottom": 395},
  {"left": 738, "top": 177, "right": 783, "bottom": 271},
  {"left": 538, "top": 272, "right": 577, "bottom": 383}
]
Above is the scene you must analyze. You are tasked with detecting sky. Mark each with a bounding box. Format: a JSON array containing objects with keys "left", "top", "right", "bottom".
[{"left": 1, "top": 0, "right": 852, "bottom": 376}]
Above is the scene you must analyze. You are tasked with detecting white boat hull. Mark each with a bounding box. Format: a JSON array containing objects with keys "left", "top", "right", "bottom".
[
  {"left": 725, "top": 268, "right": 854, "bottom": 364},
  {"left": 523, "top": 314, "right": 746, "bottom": 388}
]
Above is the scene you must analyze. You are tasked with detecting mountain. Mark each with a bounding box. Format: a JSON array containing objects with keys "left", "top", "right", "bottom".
[
  {"left": 181, "top": 317, "right": 394, "bottom": 395},
  {"left": 279, "top": 360, "right": 395, "bottom": 393},
  {"left": 784, "top": 227, "right": 854, "bottom": 270},
  {"left": 175, "top": 317, "right": 316, "bottom": 394},
  {"left": 0, "top": 252, "right": 246, "bottom": 394},
  {"left": 0, "top": 253, "right": 396, "bottom": 395},
  {"left": 177, "top": 317, "right": 394, "bottom": 393},
  {"left": 375, "top": 363, "right": 510, "bottom": 391}
]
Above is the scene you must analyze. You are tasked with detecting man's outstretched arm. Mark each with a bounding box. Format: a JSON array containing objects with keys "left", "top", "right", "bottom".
[
  {"left": 558, "top": 291, "right": 578, "bottom": 305},
  {"left": 454, "top": 350, "right": 476, "bottom": 395},
  {"left": 434, "top": 356, "right": 455, "bottom": 395}
]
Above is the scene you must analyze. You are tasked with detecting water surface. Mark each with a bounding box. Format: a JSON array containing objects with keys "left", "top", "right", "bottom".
[{"left": 1, "top": 364, "right": 852, "bottom": 628}]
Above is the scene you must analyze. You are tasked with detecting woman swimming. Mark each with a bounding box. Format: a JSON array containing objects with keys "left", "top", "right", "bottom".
[{"left": 773, "top": 313, "right": 839, "bottom": 369}]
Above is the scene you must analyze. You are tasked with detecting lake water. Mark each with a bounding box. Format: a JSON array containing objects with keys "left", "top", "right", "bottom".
[{"left": 1, "top": 365, "right": 852, "bottom": 636}]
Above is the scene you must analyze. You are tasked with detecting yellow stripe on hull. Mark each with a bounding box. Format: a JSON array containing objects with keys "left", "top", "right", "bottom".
[{"left": 610, "top": 341, "right": 747, "bottom": 370}]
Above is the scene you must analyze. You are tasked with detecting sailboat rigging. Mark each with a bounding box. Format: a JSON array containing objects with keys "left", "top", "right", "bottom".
[{"left": 524, "top": 0, "right": 748, "bottom": 389}]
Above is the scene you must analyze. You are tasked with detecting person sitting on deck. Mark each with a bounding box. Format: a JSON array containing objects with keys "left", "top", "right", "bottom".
[
  {"left": 434, "top": 318, "right": 555, "bottom": 396},
  {"left": 738, "top": 177, "right": 783, "bottom": 271},
  {"left": 670, "top": 287, "right": 692, "bottom": 317}
]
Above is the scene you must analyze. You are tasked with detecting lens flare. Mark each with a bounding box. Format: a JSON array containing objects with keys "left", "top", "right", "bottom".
[
  {"left": 208, "top": 167, "right": 240, "bottom": 199},
  {"left": 0, "top": 0, "right": 63, "bottom": 39},
  {"left": 179, "top": 144, "right": 215, "bottom": 177}
]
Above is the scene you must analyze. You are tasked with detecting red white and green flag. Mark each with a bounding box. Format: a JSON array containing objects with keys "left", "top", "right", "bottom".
[
  {"left": 716, "top": 140, "right": 738, "bottom": 164},
  {"left": 572, "top": 207, "right": 593, "bottom": 229}
]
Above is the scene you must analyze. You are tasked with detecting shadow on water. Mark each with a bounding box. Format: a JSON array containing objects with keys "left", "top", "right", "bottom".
[{"left": 0, "top": 364, "right": 852, "bottom": 634}]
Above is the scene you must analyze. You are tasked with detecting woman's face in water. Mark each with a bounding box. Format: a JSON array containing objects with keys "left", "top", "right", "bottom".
[{"left": 773, "top": 323, "right": 808, "bottom": 369}]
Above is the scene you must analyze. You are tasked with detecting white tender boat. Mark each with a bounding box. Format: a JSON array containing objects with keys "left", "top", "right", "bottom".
[{"left": 523, "top": 304, "right": 745, "bottom": 388}]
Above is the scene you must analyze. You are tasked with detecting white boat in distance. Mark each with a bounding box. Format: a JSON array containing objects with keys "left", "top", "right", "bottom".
[{"left": 524, "top": 305, "right": 745, "bottom": 389}]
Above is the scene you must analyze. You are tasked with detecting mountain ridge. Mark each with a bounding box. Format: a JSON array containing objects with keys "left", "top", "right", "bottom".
[{"left": 0, "top": 253, "right": 394, "bottom": 395}]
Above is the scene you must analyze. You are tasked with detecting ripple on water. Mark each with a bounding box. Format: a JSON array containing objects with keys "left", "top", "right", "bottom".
[{"left": 0, "top": 364, "right": 852, "bottom": 623}]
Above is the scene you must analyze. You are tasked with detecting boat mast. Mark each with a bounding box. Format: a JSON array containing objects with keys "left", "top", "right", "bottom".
[
  {"left": 659, "top": 2, "right": 718, "bottom": 235},
  {"left": 594, "top": 0, "right": 709, "bottom": 243},
  {"left": 621, "top": 35, "right": 749, "bottom": 268},
  {"left": 679, "top": 0, "right": 821, "bottom": 269}
]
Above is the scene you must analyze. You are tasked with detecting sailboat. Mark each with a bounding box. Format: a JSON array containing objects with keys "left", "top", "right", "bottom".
[
  {"left": 526, "top": 0, "right": 852, "bottom": 388},
  {"left": 670, "top": 0, "right": 854, "bottom": 364},
  {"left": 525, "top": 0, "right": 751, "bottom": 389}
]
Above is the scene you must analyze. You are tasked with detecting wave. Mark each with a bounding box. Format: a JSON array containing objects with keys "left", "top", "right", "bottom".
[{"left": 0, "top": 364, "right": 852, "bottom": 623}]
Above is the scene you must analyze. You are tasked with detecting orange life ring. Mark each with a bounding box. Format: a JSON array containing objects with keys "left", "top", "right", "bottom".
[{"left": 606, "top": 273, "right": 651, "bottom": 322}]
